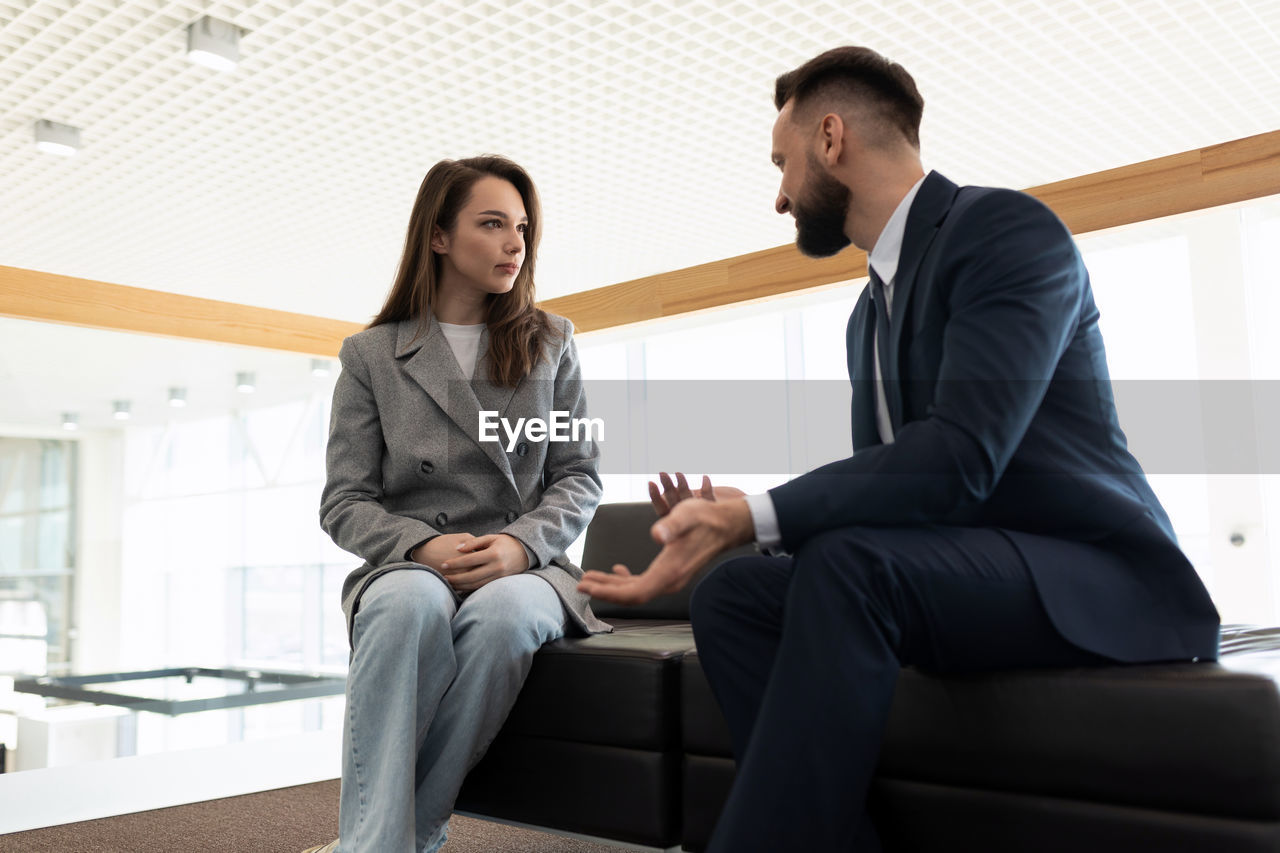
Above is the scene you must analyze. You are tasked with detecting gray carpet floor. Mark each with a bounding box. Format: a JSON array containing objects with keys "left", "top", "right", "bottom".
[{"left": 0, "top": 780, "right": 632, "bottom": 852}]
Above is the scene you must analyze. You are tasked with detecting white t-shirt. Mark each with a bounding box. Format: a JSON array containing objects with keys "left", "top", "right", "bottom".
[{"left": 438, "top": 321, "right": 485, "bottom": 379}]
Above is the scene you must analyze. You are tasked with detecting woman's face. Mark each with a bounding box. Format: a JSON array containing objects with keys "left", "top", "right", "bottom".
[{"left": 432, "top": 175, "right": 528, "bottom": 297}]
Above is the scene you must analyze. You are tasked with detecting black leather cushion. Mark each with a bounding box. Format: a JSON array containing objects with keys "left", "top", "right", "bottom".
[
  {"left": 679, "top": 760, "right": 1280, "bottom": 853},
  {"left": 874, "top": 778, "right": 1280, "bottom": 853},
  {"left": 581, "top": 501, "right": 754, "bottom": 620},
  {"left": 680, "top": 758, "right": 1280, "bottom": 853},
  {"left": 880, "top": 655, "right": 1280, "bottom": 821},
  {"left": 682, "top": 754, "right": 735, "bottom": 853},
  {"left": 456, "top": 735, "right": 682, "bottom": 848},
  {"left": 500, "top": 619, "right": 696, "bottom": 750},
  {"left": 681, "top": 632, "right": 1280, "bottom": 821},
  {"left": 682, "top": 649, "right": 728, "bottom": 755}
]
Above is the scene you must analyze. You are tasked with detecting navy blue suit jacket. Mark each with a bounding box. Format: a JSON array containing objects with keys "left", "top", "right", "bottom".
[{"left": 768, "top": 171, "right": 1219, "bottom": 662}]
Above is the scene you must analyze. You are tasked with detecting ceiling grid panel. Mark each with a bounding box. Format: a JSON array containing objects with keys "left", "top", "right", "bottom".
[{"left": 1, "top": 0, "right": 1278, "bottom": 319}]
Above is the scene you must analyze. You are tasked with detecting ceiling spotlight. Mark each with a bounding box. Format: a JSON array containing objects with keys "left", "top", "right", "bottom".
[
  {"left": 310, "top": 359, "right": 332, "bottom": 377},
  {"left": 236, "top": 371, "right": 256, "bottom": 393},
  {"left": 34, "top": 120, "right": 81, "bottom": 157},
  {"left": 186, "top": 15, "right": 242, "bottom": 71},
  {"left": 61, "top": 412, "right": 79, "bottom": 431},
  {"left": 112, "top": 400, "right": 132, "bottom": 421},
  {"left": 168, "top": 387, "right": 187, "bottom": 408}
]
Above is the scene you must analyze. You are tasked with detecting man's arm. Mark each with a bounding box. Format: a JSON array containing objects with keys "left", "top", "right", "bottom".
[
  {"left": 769, "top": 189, "right": 1084, "bottom": 549},
  {"left": 582, "top": 190, "right": 1085, "bottom": 604}
]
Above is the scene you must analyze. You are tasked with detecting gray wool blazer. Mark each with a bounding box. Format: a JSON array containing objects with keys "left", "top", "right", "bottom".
[{"left": 320, "top": 312, "right": 611, "bottom": 644}]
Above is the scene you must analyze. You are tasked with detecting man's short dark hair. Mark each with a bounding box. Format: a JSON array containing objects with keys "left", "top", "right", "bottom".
[{"left": 775, "top": 46, "right": 924, "bottom": 149}]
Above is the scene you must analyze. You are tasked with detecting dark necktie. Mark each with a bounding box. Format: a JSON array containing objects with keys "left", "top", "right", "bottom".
[{"left": 869, "top": 267, "right": 900, "bottom": 430}]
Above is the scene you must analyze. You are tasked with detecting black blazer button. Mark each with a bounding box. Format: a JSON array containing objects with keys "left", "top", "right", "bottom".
[
  {"left": 515, "top": 442, "right": 529, "bottom": 457},
  {"left": 420, "top": 460, "right": 434, "bottom": 474},
  {"left": 505, "top": 511, "right": 518, "bottom": 524},
  {"left": 435, "top": 512, "right": 448, "bottom": 527}
]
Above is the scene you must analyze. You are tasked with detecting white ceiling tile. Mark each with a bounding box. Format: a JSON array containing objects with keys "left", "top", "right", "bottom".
[{"left": 0, "top": 0, "right": 1277, "bottom": 329}]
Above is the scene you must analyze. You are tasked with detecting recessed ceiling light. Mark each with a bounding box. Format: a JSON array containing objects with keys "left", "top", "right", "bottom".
[
  {"left": 34, "top": 120, "right": 80, "bottom": 156},
  {"left": 310, "top": 358, "right": 332, "bottom": 377},
  {"left": 61, "top": 412, "right": 79, "bottom": 431},
  {"left": 168, "top": 387, "right": 187, "bottom": 408},
  {"left": 112, "top": 400, "right": 131, "bottom": 421},
  {"left": 186, "top": 15, "right": 243, "bottom": 71},
  {"left": 236, "top": 371, "right": 256, "bottom": 393}
]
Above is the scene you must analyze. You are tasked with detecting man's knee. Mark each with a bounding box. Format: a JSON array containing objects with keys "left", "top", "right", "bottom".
[
  {"left": 690, "top": 555, "right": 774, "bottom": 627},
  {"left": 791, "top": 528, "right": 897, "bottom": 601},
  {"left": 690, "top": 556, "right": 742, "bottom": 621}
]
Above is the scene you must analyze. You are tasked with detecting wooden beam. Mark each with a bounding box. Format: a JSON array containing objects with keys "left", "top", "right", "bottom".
[
  {"left": 546, "top": 128, "right": 1280, "bottom": 333},
  {"left": 2, "top": 129, "right": 1277, "bottom": 346},
  {"left": 0, "top": 265, "right": 362, "bottom": 357}
]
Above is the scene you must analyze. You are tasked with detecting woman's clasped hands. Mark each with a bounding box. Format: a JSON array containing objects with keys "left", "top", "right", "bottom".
[{"left": 412, "top": 532, "right": 531, "bottom": 592}]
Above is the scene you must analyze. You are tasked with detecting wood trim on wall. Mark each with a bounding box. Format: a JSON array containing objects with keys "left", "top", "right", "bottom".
[
  {"left": 0, "top": 265, "right": 362, "bottom": 357},
  {"left": 546, "top": 128, "right": 1280, "bottom": 332},
  {"left": 2, "top": 129, "right": 1277, "bottom": 350}
]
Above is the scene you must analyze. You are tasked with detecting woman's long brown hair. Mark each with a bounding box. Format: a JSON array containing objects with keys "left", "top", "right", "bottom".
[{"left": 369, "top": 155, "right": 558, "bottom": 387}]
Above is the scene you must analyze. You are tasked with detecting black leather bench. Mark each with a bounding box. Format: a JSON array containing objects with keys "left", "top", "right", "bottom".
[{"left": 458, "top": 502, "right": 1280, "bottom": 851}]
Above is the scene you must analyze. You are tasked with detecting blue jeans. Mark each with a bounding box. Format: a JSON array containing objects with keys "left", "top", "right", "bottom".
[{"left": 338, "top": 569, "right": 567, "bottom": 853}]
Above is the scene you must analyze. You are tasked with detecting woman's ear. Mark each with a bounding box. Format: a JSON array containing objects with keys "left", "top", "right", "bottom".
[{"left": 429, "top": 225, "right": 449, "bottom": 255}]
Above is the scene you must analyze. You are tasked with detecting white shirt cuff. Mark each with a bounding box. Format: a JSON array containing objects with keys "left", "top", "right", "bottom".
[{"left": 745, "top": 492, "right": 783, "bottom": 550}]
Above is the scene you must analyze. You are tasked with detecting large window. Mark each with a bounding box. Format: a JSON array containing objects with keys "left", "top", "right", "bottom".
[
  {"left": 575, "top": 194, "right": 1280, "bottom": 626},
  {"left": 0, "top": 439, "right": 76, "bottom": 675},
  {"left": 120, "top": 391, "right": 349, "bottom": 672}
]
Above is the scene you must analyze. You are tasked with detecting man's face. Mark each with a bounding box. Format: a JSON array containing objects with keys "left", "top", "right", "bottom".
[{"left": 772, "top": 106, "right": 852, "bottom": 258}]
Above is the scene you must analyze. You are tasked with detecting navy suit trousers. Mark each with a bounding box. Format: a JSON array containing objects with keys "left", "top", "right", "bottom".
[{"left": 690, "top": 526, "right": 1115, "bottom": 852}]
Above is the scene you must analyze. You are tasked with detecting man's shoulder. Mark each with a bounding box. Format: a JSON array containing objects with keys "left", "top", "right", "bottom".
[
  {"left": 952, "top": 183, "right": 1049, "bottom": 215},
  {"left": 943, "top": 182, "right": 1068, "bottom": 239},
  {"left": 952, "top": 181, "right": 1059, "bottom": 217}
]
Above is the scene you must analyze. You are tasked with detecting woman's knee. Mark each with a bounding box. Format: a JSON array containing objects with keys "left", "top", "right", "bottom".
[
  {"left": 355, "top": 569, "right": 455, "bottom": 641},
  {"left": 453, "top": 575, "right": 565, "bottom": 652}
]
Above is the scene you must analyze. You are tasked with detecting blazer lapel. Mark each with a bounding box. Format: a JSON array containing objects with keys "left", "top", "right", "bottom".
[
  {"left": 396, "top": 317, "right": 515, "bottom": 483},
  {"left": 470, "top": 326, "right": 518, "bottom": 422},
  {"left": 886, "top": 170, "right": 959, "bottom": 429}
]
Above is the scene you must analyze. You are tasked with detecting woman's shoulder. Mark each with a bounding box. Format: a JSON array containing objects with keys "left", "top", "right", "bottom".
[
  {"left": 538, "top": 310, "right": 575, "bottom": 346},
  {"left": 340, "top": 320, "right": 412, "bottom": 366}
]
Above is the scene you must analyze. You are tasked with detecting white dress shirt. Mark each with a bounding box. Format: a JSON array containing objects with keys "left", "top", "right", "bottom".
[{"left": 746, "top": 175, "right": 928, "bottom": 550}]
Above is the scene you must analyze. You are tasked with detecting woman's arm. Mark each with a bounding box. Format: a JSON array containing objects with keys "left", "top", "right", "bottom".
[{"left": 319, "top": 336, "right": 443, "bottom": 565}]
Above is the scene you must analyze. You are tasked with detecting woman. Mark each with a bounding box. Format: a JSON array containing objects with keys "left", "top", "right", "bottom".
[{"left": 310, "top": 156, "right": 609, "bottom": 853}]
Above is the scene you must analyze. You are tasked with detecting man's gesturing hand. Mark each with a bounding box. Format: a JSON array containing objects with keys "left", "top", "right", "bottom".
[
  {"left": 578, "top": 497, "right": 754, "bottom": 606},
  {"left": 649, "top": 472, "right": 747, "bottom": 517},
  {"left": 438, "top": 533, "right": 530, "bottom": 592}
]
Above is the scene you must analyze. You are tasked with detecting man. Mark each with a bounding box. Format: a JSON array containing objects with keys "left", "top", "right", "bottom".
[{"left": 578, "top": 46, "right": 1219, "bottom": 851}]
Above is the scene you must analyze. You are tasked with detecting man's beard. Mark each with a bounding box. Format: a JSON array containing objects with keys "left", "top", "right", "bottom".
[{"left": 793, "top": 155, "right": 852, "bottom": 258}]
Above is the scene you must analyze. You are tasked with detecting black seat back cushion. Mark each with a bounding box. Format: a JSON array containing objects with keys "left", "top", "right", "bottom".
[{"left": 582, "top": 501, "right": 754, "bottom": 620}]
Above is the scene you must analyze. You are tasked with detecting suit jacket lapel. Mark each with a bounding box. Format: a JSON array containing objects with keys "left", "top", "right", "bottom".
[
  {"left": 396, "top": 317, "right": 515, "bottom": 483},
  {"left": 886, "top": 170, "right": 959, "bottom": 429}
]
